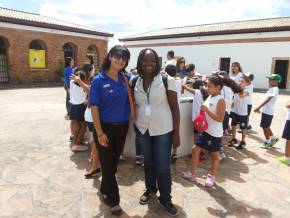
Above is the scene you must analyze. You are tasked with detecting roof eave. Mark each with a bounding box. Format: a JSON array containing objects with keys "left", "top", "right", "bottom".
[
  {"left": 120, "top": 26, "right": 290, "bottom": 42},
  {"left": 0, "top": 16, "right": 114, "bottom": 37}
]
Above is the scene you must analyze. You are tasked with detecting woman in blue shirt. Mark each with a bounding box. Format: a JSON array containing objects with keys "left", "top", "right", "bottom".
[
  {"left": 89, "top": 45, "right": 131, "bottom": 216},
  {"left": 64, "top": 57, "right": 74, "bottom": 117}
]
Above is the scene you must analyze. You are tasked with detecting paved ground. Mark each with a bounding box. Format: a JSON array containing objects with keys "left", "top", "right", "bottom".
[{"left": 0, "top": 87, "right": 289, "bottom": 218}]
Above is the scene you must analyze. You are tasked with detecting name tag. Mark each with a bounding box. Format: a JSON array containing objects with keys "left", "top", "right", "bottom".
[
  {"left": 145, "top": 105, "right": 151, "bottom": 116},
  {"left": 103, "top": 84, "right": 111, "bottom": 88}
]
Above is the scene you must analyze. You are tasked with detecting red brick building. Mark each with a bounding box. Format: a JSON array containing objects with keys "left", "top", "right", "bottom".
[{"left": 0, "top": 7, "right": 113, "bottom": 84}]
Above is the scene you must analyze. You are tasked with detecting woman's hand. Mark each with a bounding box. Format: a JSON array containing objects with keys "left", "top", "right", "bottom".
[
  {"left": 70, "top": 74, "right": 81, "bottom": 83},
  {"left": 98, "top": 133, "right": 109, "bottom": 147},
  {"left": 254, "top": 108, "right": 261, "bottom": 113},
  {"left": 172, "top": 132, "right": 180, "bottom": 149}
]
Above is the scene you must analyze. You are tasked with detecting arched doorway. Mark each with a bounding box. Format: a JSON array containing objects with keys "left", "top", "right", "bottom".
[
  {"left": 0, "top": 37, "right": 9, "bottom": 83},
  {"left": 63, "top": 43, "right": 77, "bottom": 62},
  {"left": 87, "top": 45, "right": 99, "bottom": 70}
]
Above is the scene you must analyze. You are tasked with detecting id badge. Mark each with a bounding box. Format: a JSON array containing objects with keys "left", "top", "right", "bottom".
[{"left": 145, "top": 105, "right": 151, "bottom": 116}]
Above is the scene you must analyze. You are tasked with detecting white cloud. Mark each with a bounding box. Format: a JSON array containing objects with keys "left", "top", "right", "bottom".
[{"left": 38, "top": 0, "right": 290, "bottom": 47}]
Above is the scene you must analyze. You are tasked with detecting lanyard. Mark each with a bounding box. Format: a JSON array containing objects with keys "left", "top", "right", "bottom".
[{"left": 145, "top": 85, "right": 151, "bottom": 105}]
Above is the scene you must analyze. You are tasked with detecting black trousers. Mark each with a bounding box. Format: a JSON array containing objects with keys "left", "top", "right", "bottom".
[
  {"left": 65, "top": 85, "right": 71, "bottom": 115},
  {"left": 93, "top": 122, "right": 129, "bottom": 207},
  {"left": 223, "top": 111, "right": 229, "bottom": 131}
]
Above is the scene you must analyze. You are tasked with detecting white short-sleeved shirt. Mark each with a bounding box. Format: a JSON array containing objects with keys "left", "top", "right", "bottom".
[
  {"left": 175, "top": 79, "right": 182, "bottom": 107},
  {"left": 286, "top": 108, "right": 290, "bottom": 121},
  {"left": 261, "top": 87, "right": 279, "bottom": 115},
  {"left": 84, "top": 107, "right": 93, "bottom": 122},
  {"left": 233, "top": 93, "right": 248, "bottom": 116},
  {"left": 133, "top": 73, "right": 177, "bottom": 136},
  {"left": 165, "top": 59, "right": 177, "bottom": 67},
  {"left": 230, "top": 72, "right": 243, "bottom": 84},
  {"left": 192, "top": 89, "right": 203, "bottom": 121},
  {"left": 244, "top": 83, "right": 254, "bottom": 105},
  {"left": 203, "top": 95, "right": 224, "bottom": 138},
  {"left": 69, "top": 80, "right": 87, "bottom": 105},
  {"left": 221, "top": 86, "right": 234, "bottom": 113}
]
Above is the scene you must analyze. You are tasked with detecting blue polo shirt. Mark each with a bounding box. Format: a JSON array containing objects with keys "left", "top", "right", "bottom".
[
  {"left": 179, "top": 69, "right": 187, "bottom": 77},
  {"left": 89, "top": 70, "right": 131, "bottom": 123},
  {"left": 64, "top": 66, "right": 73, "bottom": 88}
]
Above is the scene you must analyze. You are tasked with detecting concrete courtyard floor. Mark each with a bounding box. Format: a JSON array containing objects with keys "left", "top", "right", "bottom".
[{"left": 0, "top": 87, "right": 289, "bottom": 218}]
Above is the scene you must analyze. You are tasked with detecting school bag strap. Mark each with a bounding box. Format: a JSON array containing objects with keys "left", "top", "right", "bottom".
[{"left": 121, "top": 73, "right": 137, "bottom": 121}]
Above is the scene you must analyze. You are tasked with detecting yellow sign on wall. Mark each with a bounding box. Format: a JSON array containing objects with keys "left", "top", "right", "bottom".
[{"left": 29, "top": 49, "right": 46, "bottom": 68}]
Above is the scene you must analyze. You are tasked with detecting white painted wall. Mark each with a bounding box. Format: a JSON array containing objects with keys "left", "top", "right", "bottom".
[{"left": 123, "top": 31, "right": 290, "bottom": 89}]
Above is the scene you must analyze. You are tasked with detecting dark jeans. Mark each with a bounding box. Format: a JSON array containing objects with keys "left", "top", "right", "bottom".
[
  {"left": 134, "top": 125, "right": 172, "bottom": 204},
  {"left": 136, "top": 141, "right": 142, "bottom": 157},
  {"left": 93, "top": 122, "right": 129, "bottom": 207},
  {"left": 65, "top": 85, "right": 71, "bottom": 115}
]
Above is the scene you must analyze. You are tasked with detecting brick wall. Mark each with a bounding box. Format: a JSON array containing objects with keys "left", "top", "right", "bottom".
[{"left": 0, "top": 27, "right": 108, "bottom": 83}]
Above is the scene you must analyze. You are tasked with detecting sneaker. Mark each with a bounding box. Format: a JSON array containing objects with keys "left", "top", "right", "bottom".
[
  {"left": 236, "top": 141, "right": 246, "bottom": 150},
  {"left": 170, "top": 153, "right": 177, "bottom": 163},
  {"left": 158, "top": 200, "right": 179, "bottom": 217},
  {"left": 278, "top": 156, "right": 290, "bottom": 165},
  {"left": 205, "top": 174, "right": 216, "bottom": 187},
  {"left": 260, "top": 142, "right": 272, "bottom": 149},
  {"left": 271, "top": 137, "right": 279, "bottom": 146},
  {"left": 228, "top": 138, "right": 238, "bottom": 147},
  {"left": 180, "top": 171, "right": 197, "bottom": 182},
  {"left": 139, "top": 190, "right": 156, "bottom": 205},
  {"left": 119, "top": 155, "right": 126, "bottom": 161},
  {"left": 135, "top": 156, "right": 144, "bottom": 165},
  {"left": 84, "top": 168, "right": 101, "bottom": 179},
  {"left": 71, "top": 145, "right": 89, "bottom": 152},
  {"left": 219, "top": 148, "right": 226, "bottom": 160}
]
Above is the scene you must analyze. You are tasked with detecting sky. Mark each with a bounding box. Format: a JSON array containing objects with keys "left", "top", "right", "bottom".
[{"left": 1, "top": 0, "right": 290, "bottom": 46}]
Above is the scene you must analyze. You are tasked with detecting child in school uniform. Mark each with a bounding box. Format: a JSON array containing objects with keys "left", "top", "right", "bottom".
[
  {"left": 70, "top": 70, "right": 89, "bottom": 152},
  {"left": 278, "top": 101, "right": 290, "bottom": 165},
  {"left": 244, "top": 72, "right": 254, "bottom": 130},
  {"left": 228, "top": 75, "right": 250, "bottom": 149},
  {"left": 254, "top": 74, "right": 281, "bottom": 149},
  {"left": 181, "top": 76, "right": 244, "bottom": 187}
]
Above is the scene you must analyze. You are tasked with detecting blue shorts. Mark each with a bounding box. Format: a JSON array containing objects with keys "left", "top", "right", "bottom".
[
  {"left": 260, "top": 113, "right": 273, "bottom": 129},
  {"left": 282, "top": 120, "right": 290, "bottom": 140},
  {"left": 70, "top": 103, "right": 86, "bottom": 122},
  {"left": 195, "top": 132, "right": 222, "bottom": 152},
  {"left": 231, "top": 113, "right": 248, "bottom": 130}
]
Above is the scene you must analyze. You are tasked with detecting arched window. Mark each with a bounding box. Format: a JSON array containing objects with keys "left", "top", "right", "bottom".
[
  {"left": 63, "top": 43, "right": 77, "bottom": 62},
  {"left": 29, "top": 40, "right": 47, "bottom": 68},
  {"left": 87, "top": 45, "right": 99, "bottom": 69},
  {"left": 0, "top": 37, "right": 9, "bottom": 82}
]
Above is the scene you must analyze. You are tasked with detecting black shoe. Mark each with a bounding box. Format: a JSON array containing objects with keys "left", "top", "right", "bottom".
[
  {"left": 170, "top": 154, "right": 177, "bottom": 163},
  {"left": 84, "top": 168, "right": 101, "bottom": 179},
  {"left": 228, "top": 138, "right": 238, "bottom": 147},
  {"left": 158, "top": 200, "right": 179, "bottom": 217},
  {"left": 111, "top": 206, "right": 123, "bottom": 216},
  {"left": 139, "top": 190, "right": 156, "bottom": 205},
  {"left": 236, "top": 141, "right": 246, "bottom": 150}
]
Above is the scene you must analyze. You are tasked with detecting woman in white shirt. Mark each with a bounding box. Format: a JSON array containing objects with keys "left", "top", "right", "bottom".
[
  {"left": 230, "top": 62, "right": 244, "bottom": 84},
  {"left": 133, "top": 48, "right": 180, "bottom": 217}
]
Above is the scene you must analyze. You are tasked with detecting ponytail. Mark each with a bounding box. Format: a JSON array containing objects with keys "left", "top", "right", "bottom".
[{"left": 208, "top": 76, "right": 243, "bottom": 94}]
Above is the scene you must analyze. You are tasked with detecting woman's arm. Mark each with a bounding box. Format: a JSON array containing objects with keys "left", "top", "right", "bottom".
[
  {"left": 201, "top": 99, "right": 225, "bottom": 122},
  {"left": 91, "top": 106, "right": 109, "bottom": 147},
  {"left": 70, "top": 74, "right": 90, "bottom": 94},
  {"left": 167, "top": 90, "right": 180, "bottom": 148},
  {"left": 182, "top": 84, "right": 195, "bottom": 95}
]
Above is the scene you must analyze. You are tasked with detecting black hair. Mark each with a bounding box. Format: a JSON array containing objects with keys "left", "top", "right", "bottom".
[
  {"left": 65, "top": 57, "right": 73, "bottom": 67},
  {"left": 208, "top": 75, "right": 243, "bottom": 94},
  {"left": 74, "top": 71, "right": 87, "bottom": 87},
  {"left": 186, "top": 64, "right": 195, "bottom": 72},
  {"left": 232, "top": 62, "right": 243, "bottom": 73},
  {"left": 176, "top": 57, "right": 185, "bottom": 72},
  {"left": 248, "top": 74, "right": 254, "bottom": 81},
  {"left": 101, "top": 45, "right": 130, "bottom": 73},
  {"left": 82, "top": 64, "right": 94, "bottom": 78},
  {"left": 136, "top": 48, "right": 161, "bottom": 77},
  {"left": 87, "top": 55, "right": 94, "bottom": 65},
  {"left": 165, "top": 64, "right": 177, "bottom": 77},
  {"left": 167, "top": 50, "right": 174, "bottom": 58},
  {"left": 192, "top": 79, "right": 203, "bottom": 89},
  {"left": 242, "top": 75, "right": 251, "bottom": 83},
  {"left": 73, "top": 66, "right": 81, "bottom": 74},
  {"left": 200, "top": 87, "right": 209, "bottom": 101}
]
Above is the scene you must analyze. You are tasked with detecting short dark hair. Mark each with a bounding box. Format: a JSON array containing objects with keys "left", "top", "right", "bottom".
[
  {"left": 167, "top": 50, "right": 174, "bottom": 58},
  {"left": 65, "top": 57, "right": 73, "bottom": 67},
  {"left": 101, "top": 45, "right": 130, "bottom": 73},
  {"left": 136, "top": 48, "right": 161, "bottom": 77},
  {"left": 165, "top": 64, "right": 177, "bottom": 77},
  {"left": 186, "top": 64, "right": 195, "bottom": 72},
  {"left": 82, "top": 64, "right": 93, "bottom": 76}
]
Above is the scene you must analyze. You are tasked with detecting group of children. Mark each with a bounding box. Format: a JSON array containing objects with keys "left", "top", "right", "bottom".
[{"left": 161, "top": 57, "right": 289, "bottom": 187}]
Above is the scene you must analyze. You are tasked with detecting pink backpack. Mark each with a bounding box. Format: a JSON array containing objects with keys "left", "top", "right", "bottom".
[{"left": 193, "top": 111, "right": 208, "bottom": 133}]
